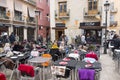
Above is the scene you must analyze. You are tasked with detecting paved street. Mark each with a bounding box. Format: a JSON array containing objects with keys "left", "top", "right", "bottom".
[{"left": 99, "top": 53, "right": 120, "bottom": 80}]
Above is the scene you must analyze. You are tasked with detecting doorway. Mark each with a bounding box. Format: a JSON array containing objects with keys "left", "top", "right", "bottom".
[
  {"left": 85, "top": 29, "right": 102, "bottom": 44},
  {"left": 55, "top": 29, "right": 64, "bottom": 41}
]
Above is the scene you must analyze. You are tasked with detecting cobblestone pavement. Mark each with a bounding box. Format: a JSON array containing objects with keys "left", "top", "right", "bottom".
[{"left": 4, "top": 48, "right": 120, "bottom": 80}]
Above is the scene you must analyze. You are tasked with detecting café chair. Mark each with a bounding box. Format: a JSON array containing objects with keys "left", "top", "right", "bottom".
[{"left": 18, "top": 64, "right": 40, "bottom": 80}]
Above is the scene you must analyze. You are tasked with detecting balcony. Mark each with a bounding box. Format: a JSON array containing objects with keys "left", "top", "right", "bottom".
[
  {"left": 55, "top": 9, "right": 70, "bottom": 20},
  {"left": 27, "top": 17, "right": 36, "bottom": 24},
  {"left": 110, "top": 8, "right": 117, "bottom": 13},
  {"left": 14, "top": 16, "right": 23, "bottom": 22},
  {"left": 24, "top": 0, "right": 36, "bottom": 6},
  {"left": 0, "top": 11, "right": 9, "bottom": 20},
  {"left": 110, "top": 21, "right": 118, "bottom": 27},
  {"left": 83, "top": 7, "right": 102, "bottom": 19}
]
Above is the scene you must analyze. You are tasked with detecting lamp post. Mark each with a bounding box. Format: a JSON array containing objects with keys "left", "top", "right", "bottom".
[
  {"left": 104, "top": 1, "right": 110, "bottom": 54},
  {"left": 35, "top": 10, "right": 40, "bottom": 41}
]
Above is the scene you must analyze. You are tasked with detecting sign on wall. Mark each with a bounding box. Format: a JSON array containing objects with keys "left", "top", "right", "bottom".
[{"left": 80, "top": 22, "right": 100, "bottom": 26}]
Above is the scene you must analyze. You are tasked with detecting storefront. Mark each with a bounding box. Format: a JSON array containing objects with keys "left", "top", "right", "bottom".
[
  {"left": 27, "top": 27, "right": 35, "bottom": 41},
  {"left": 13, "top": 25, "right": 24, "bottom": 41},
  {"left": 80, "top": 22, "right": 102, "bottom": 44},
  {"left": 52, "top": 23, "right": 67, "bottom": 41},
  {"left": 0, "top": 23, "right": 10, "bottom": 36}
]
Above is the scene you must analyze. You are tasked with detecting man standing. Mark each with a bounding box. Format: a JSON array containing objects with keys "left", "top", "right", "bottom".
[{"left": 9, "top": 32, "right": 15, "bottom": 44}]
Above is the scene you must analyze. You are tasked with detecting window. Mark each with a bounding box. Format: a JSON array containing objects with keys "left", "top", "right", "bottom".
[
  {"left": 14, "top": 10, "right": 22, "bottom": 21},
  {"left": 0, "top": 7, "right": 6, "bottom": 18},
  {"left": 88, "top": 0, "right": 98, "bottom": 10},
  {"left": 59, "top": 2, "right": 67, "bottom": 13},
  {"left": 88, "top": 0, "right": 92, "bottom": 10}
]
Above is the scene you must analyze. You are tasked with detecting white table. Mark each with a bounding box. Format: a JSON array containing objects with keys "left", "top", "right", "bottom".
[{"left": 28, "top": 57, "right": 52, "bottom": 80}]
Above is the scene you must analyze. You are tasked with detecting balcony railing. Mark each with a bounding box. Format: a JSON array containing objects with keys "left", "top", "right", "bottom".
[
  {"left": 27, "top": 17, "right": 36, "bottom": 24},
  {"left": 83, "top": 7, "right": 102, "bottom": 18},
  {"left": 14, "top": 16, "right": 23, "bottom": 21},
  {"left": 110, "top": 21, "right": 118, "bottom": 27},
  {"left": 55, "top": 9, "right": 70, "bottom": 20},
  {"left": 0, "top": 11, "right": 9, "bottom": 19},
  {"left": 24, "top": 0, "right": 36, "bottom": 6}
]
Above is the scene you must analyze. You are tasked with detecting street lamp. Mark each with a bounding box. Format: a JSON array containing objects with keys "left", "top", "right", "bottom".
[
  {"left": 104, "top": 1, "right": 110, "bottom": 54},
  {"left": 35, "top": 10, "right": 40, "bottom": 41}
]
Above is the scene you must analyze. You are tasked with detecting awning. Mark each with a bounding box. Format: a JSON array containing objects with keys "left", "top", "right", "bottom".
[
  {"left": 56, "top": 23, "right": 65, "bottom": 27},
  {"left": 28, "top": 7, "right": 35, "bottom": 17},
  {"left": 79, "top": 22, "right": 102, "bottom": 29},
  {"left": 15, "top": 0, "right": 23, "bottom": 12},
  {"left": 0, "top": 0, "right": 7, "bottom": 7}
]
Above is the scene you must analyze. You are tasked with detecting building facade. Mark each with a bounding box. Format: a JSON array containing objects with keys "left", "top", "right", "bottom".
[
  {"left": 0, "top": 0, "right": 37, "bottom": 41},
  {"left": 50, "top": 0, "right": 119, "bottom": 44},
  {"left": 0, "top": 0, "right": 51, "bottom": 42},
  {"left": 37, "top": 0, "right": 50, "bottom": 41}
]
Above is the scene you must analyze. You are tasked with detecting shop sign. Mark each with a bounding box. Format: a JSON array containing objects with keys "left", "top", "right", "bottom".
[{"left": 80, "top": 22, "right": 100, "bottom": 26}]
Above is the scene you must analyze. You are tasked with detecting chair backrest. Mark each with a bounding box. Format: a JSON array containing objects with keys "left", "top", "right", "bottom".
[
  {"left": 0, "top": 58, "right": 15, "bottom": 70},
  {"left": 18, "top": 64, "right": 34, "bottom": 77}
]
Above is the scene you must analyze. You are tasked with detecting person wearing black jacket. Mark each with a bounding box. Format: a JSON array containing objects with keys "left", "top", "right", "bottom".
[{"left": 111, "top": 34, "right": 120, "bottom": 59}]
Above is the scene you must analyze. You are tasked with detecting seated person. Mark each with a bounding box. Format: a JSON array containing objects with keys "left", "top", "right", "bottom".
[
  {"left": 59, "top": 41, "right": 66, "bottom": 57},
  {"left": 12, "top": 42, "right": 24, "bottom": 52},
  {"left": 3, "top": 43, "right": 11, "bottom": 53},
  {"left": 30, "top": 44, "right": 39, "bottom": 58},
  {"left": 78, "top": 45, "right": 88, "bottom": 52},
  {"left": 51, "top": 40, "right": 59, "bottom": 49}
]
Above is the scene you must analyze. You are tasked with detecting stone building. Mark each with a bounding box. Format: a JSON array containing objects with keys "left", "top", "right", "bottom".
[
  {"left": 0, "top": 0, "right": 50, "bottom": 42},
  {"left": 50, "top": 0, "right": 119, "bottom": 44}
]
